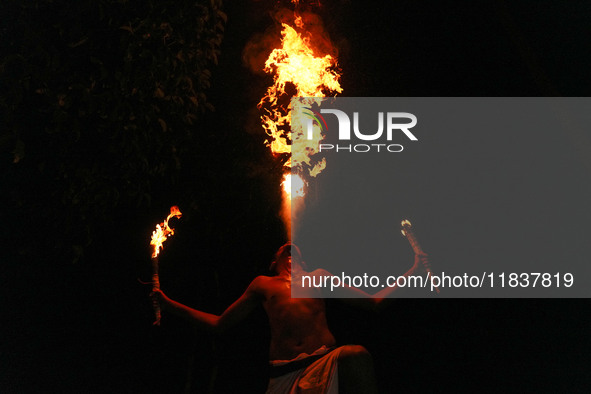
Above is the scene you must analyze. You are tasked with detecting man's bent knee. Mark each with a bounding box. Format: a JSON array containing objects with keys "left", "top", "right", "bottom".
[
  {"left": 339, "top": 345, "right": 372, "bottom": 362},
  {"left": 337, "top": 345, "right": 374, "bottom": 372},
  {"left": 337, "top": 345, "right": 377, "bottom": 394}
]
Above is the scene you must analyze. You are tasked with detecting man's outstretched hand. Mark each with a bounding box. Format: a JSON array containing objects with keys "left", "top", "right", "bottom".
[{"left": 150, "top": 288, "right": 171, "bottom": 310}]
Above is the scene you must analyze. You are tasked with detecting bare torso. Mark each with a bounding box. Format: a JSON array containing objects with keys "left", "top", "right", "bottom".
[{"left": 255, "top": 275, "right": 336, "bottom": 360}]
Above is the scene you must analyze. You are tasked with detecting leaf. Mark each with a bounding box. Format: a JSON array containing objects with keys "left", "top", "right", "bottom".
[
  {"left": 13, "top": 139, "right": 25, "bottom": 164},
  {"left": 217, "top": 10, "right": 227, "bottom": 24},
  {"left": 158, "top": 118, "right": 167, "bottom": 132}
]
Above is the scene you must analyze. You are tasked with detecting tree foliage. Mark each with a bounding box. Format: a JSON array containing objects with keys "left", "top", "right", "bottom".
[{"left": 0, "top": 0, "right": 226, "bottom": 262}]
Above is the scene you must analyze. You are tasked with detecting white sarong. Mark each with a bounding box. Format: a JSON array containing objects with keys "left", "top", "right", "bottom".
[{"left": 266, "top": 345, "right": 342, "bottom": 394}]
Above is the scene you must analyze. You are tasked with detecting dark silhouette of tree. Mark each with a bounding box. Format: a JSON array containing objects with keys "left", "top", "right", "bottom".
[{"left": 0, "top": 0, "right": 226, "bottom": 262}]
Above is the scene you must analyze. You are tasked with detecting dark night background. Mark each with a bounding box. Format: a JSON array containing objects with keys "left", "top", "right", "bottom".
[{"left": 2, "top": 0, "right": 590, "bottom": 392}]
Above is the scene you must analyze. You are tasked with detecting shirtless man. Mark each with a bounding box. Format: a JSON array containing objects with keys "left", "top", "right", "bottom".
[{"left": 152, "top": 243, "right": 430, "bottom": 393}]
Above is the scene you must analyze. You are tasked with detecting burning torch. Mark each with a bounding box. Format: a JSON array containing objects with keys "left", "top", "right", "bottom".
[
  {"left": 150, "top": 206, "right": 182, "bottom": 325},
  {"left": 401, "top": 219, "right": 440, "bottom": 294}
]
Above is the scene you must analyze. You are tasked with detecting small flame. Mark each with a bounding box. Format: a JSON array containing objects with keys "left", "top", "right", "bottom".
[{"left": 150, "top": 206, "right": 182, "bottom": 258}]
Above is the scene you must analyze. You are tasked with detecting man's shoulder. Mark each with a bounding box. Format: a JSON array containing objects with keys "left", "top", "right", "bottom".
[
  {"left": 248, "top": 275, "right": 275, "bottom": 291},
  {"left": 245, "top": 275, "right": 287, "bottom": 300}
]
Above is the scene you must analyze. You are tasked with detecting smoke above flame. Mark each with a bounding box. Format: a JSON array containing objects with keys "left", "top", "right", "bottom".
[{"left": 247, "top": 2, "right": 342, "bottom": 237}]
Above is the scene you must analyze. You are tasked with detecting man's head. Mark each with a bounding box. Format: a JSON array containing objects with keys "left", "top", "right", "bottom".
[{"left": 270, "top": 242, "right": 306, "bottom": 274}]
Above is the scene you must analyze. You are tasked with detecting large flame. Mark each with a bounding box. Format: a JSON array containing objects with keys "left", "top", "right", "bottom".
[
  {"left": 258, "top": 12, "right": 342, "bottom": 188},
  {"left": 150, "top": 206, "right": 183, "bottom": 258},
  {"left": 258, "top": 4, "right": 342, "bottom": 239}
]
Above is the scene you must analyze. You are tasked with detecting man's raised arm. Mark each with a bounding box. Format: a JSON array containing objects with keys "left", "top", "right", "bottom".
[
  {"left": 310, "top": 253, "right": 431, "bottom": 311},
  {"left": 151, "top": 276, "right": 265, "bottom": 333}
]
